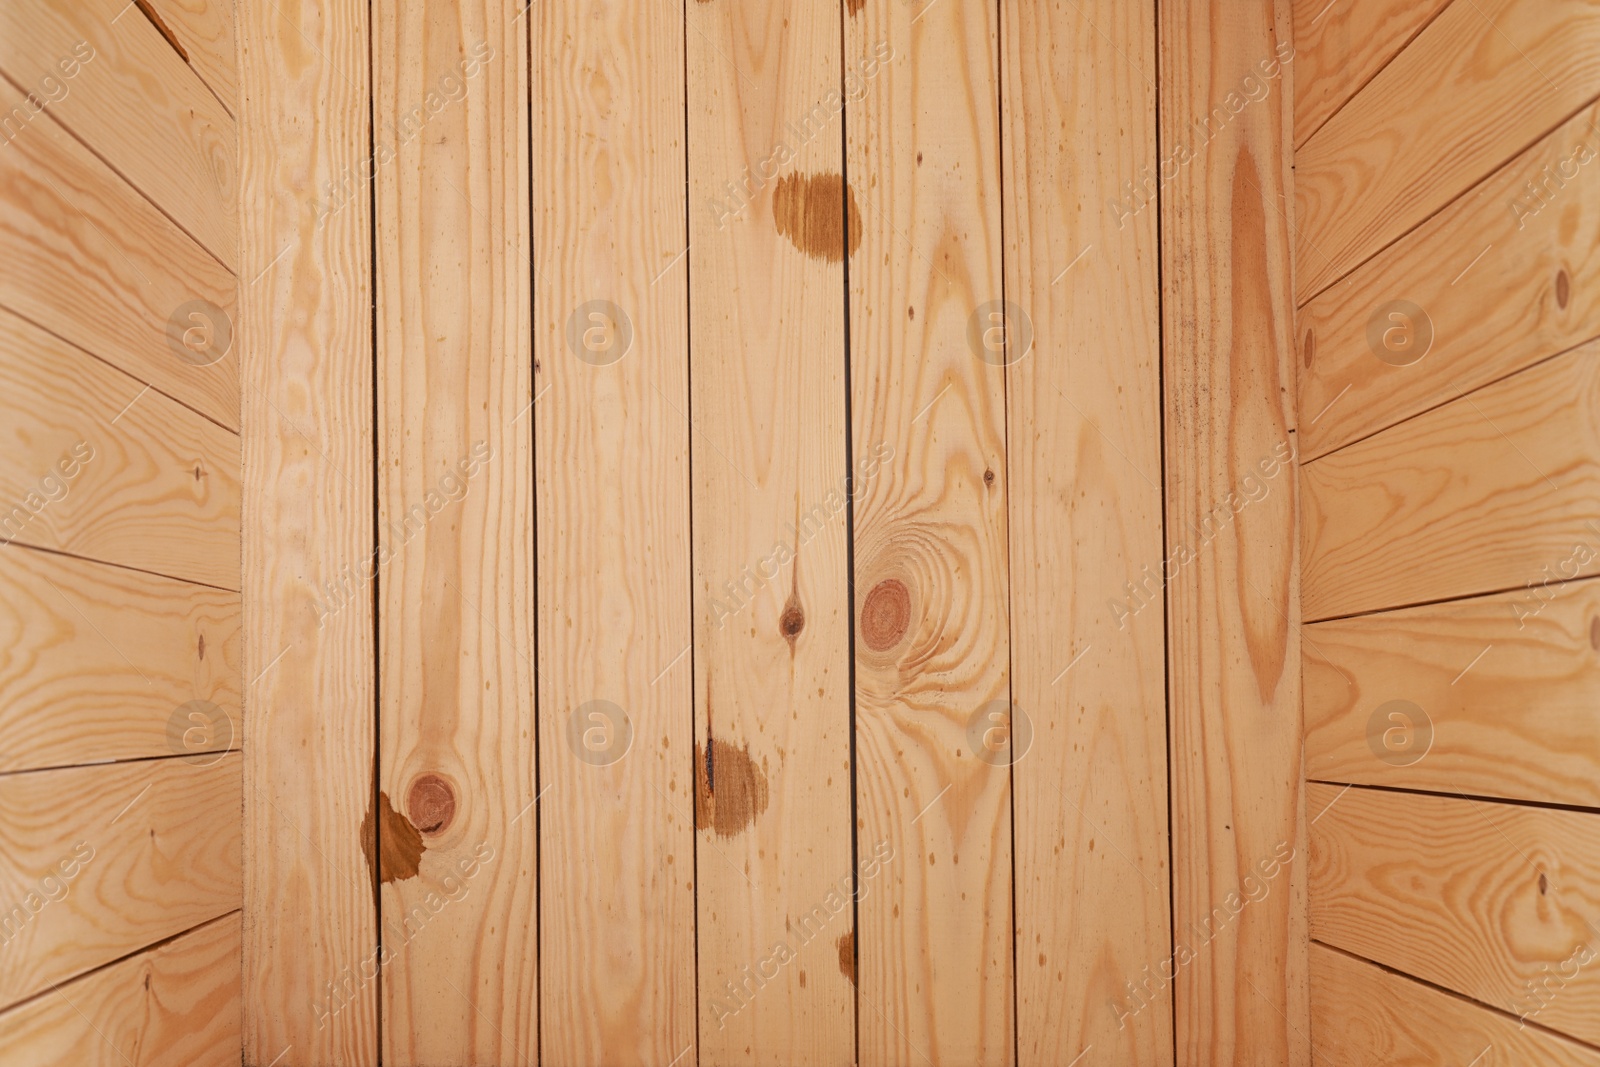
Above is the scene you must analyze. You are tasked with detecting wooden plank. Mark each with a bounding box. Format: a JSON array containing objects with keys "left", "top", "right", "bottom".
[
  {"left": 1309, "top": 782, "right": 1600, "bottom": 1046},
  {"left": 0, "top": 306, "right": 240, "bottom": 589},
  {"left": 1300, "top": 340, "right": 1600, "bottom": 621},
  {"left": 371, "top": 3, "right": 534, "bottom": 1063},
  {"left": 0, "top": 80, "right": 237, "bottom": 432},
  {"left": 0, "top": 0, "right": 238, "bottom": 269},
  {"left": 0, "top": 546, "right": 239, "bottom": 775},
  {"left": 1304, "top": 576, "right": 1600, "bottom": 807},
  {"left": 1297, "top": 98, "right": 1600, "bottom": 460},
  {"left": 845, "top": 1, "right": 1012, "bottom": 1062},
  {"left": 141, "top": 0, "right": 239, "bottom": 115},
  {"left": 533, "top": 0, "right": 696, "bottom": 1062},
  {"left": 1308, "top": 942, "right": 1600, "bottom": 1067},
  {"left": 1159, "top": 1, "right": 1308, "bottom": 1063},
  {"left": 236, "top": 0, "right": 376, "bottom": 1062},
  {"left": 1002, "top": 0, "right": 1169, "bottom": 1063},
  {"left": 0, "top": 755, "right": 241, "bottom": 1010},
  {"left": 1289, "top": 0, "right": 1451, "bottom": 148},
  {"left": 684, "top": 1, "right": 852, "bottom": 1062},
  {"left": 0, "top": 914, "right": 241, "bottom": 1067},
  {"left": 1294, "top": 0, "right": 1600, "bottom": 303}
]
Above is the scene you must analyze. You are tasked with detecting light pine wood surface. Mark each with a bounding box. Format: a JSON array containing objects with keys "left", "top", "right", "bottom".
[
  {"left": 1308, "top": 942, "right": 1600, "bottom": 1067},
  {"left": 0, "top": 755, "right": 241, "bottom": 1011},
  {"left": 846, "top": 0, "right": 1014, "bottom": 1062},
  {"left": 0, "top": 78, "right": 237, "bottom": 432},
  {"left": 141, "top": 0, "right": 239, "bottom": 115},
  {"left": 237, "top": 0, "right": 377, "bottom": 1062},
  {"left": 1003, "top": 0, "right": 1172, "bottom": 1063},
  {"left": 0, "top": 545, "right": 239, "bottom": 774},
  {"left": 1160, "top": 1, "right": 1308, "bottom": 1063},
  {"left": 0, "top": 0, "right": 237, "bottom": 269},
  {"left": 372, "top": 2, "right": 536, "bottom": 1062},
  {"left": 0, "top": 306, "right": 239, "bottom": 589},
  {"left": 0, "top": 914, "right": 242, "bottom": 1067},
  {"left": 1309, "top": 782, "right": 1600, "bottom": 1047},
  {"left": 1297, "top": 98, "right": 1600, "bottom": 460},
  {"left": 1301, "top": 339, "right": 1600, "bottom": 621},
  {"left": 1305, "top": 576, "right": 1600, "bottom": 807},
  {"left": 1289, "top": 0, "right": 1452, "bottom": 149},
  {"left": 685, "top": 1, "right": 854, "bottom": 1062},
  {"left": 533, "top": 0, "right": 697, "bottom": 1062},
  {"left": 1294, "top": 0, "right": 1600, "bottom": 303}
]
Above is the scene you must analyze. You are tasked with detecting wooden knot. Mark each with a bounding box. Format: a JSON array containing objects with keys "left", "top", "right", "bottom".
[
  {"left": 861, "top": 578, "right": 911, "bottom": 652},
  {"left": 406, "top": 774, "right": 456, "bottom": 836}
]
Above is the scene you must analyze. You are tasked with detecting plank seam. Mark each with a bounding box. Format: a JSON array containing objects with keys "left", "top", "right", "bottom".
[
  {"left": 0, "top": 300, "right": 240, "bottom": 437},
  {"left": 0, "top": 909, "right": 241, "bottom": 1020},
  {"left": 1305, "top": 778, "right": 1600, "bottom": 818},
  {"left": 0, "top": 67, "right": 238, "bottom": 278},
  {"left": 0, "top": 539, "right": 242, "bottom": 595},
  {"left": 1299, "top": 329, "right": 1600, "bottom": 465},
  {"left": 1296, "top": 87, "right": 1600, "bottom": 309},
  {"left": 1291, "top": 0, "right": 1456, "bottom": 151},
  {"left": 1302, "top": 565, "right": 1600, "bottom": 626},
  {"left": 1309, "top": 938, "right": 1600, "bottom": 1054}
]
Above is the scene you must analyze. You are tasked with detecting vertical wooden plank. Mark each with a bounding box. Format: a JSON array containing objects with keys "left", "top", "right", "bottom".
[
  {"left": 685, "top": 1, "right": 854, "bottom": 1063},
  {"left": 533, "top": 0, "right": 696, "bottom": 1062},
  {"left": 237, "top": 1, "right": 376, "bottom": 1062},
  {"left": 845, "top": 0, "right": 1013, "bottom": 1063},
  {"left": 1158, "top": 1, "right": 1308, "bottom": 1063},
  {"left": 1002, "top": 0, "right": 1171, "bottom": 1063},
  {"left": 372, "top": 3, "right": 534, "bottom": 1064}
]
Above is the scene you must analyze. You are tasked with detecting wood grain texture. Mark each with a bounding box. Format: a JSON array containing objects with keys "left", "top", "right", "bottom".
[
  {"left": 1289, "top": 0, "right": 1451, "bottom": 149},
  {"left": 1297, "top": 96, "right": 1600, "bottom": 460},
  {"left": 1309, "top": 782, "right": 1600, "bottom": 1046},
  {"left": 0, "top": 79, "right": 237, "bottom": 432},
  {"left": 1293, "top": 0, "right": 1600, "bottom": 303},
  {"left": 846, "top": 1, "right": 1013, "bottom": 1062},
  {"left": 1301, "top": 340, "right": 1600, "bottom": 621},
  {"left": 685, "top": 1, "right": 853, "bottom": 1062},
  {"left": 237, "top": 0, "right": 377, "bottom": 1062},
  {"left": 0, "top": 306, "right": 239, "bottom": 589},
  {"left": 0, "top": 755, "right": 241, "bottom": 1011},
  {"left": 0, "top": 545, "right": 239, "bottom": 774},
  {"left": 1002, "top": 0, "right": 1170, "bottom": 1063},
  {"left": 372, "top": 3, "right": 535, "bottom": 1063},
  {"left": 1159, "top": 1, "right": 1308, "bottom": 1063},
  {"left": 0, "top": 0, "right": 237, "bottom": 269},
  {"left": 533, "top": 0, "right": 696, "bottom": 1062},
  {"left": 1308, "top": 942, "right": 1600, "bottom": 1067},
  {"left": 1305, "top": 576, "right": 1600, "bottom": 807},
  {"left": 0, "top": 913, "right": 241, "bottom": 1067},
  {"left": 142, "top": 0, "right": 239, "bottom": 115}
]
